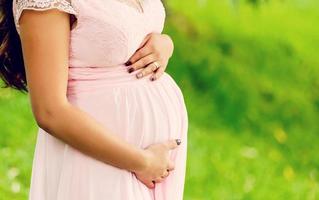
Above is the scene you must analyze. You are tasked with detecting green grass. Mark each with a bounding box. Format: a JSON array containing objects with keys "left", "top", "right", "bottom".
[
  {"left": 1, "top": 0, "right": 319, "bottom": 199},
  {"left": 0, "top": 89, "right": 36, "bottom": 199}
]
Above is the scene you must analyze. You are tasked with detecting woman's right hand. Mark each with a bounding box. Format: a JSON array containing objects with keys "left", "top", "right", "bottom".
[{"left": 133, "top": 139, "right": 181, "bottom": 189}]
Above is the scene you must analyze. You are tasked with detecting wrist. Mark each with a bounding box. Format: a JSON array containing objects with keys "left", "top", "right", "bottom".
[{"left": 130, "top": 148, "right": 150, "bottom": 173}]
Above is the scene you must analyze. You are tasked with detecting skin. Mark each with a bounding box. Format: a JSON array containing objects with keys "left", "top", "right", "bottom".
[
  {"left": 125, "top": 32, "right": 174, "bottom": 81},
  {"left": 18, "top": 9, "right": 180, "bottom": 189}
]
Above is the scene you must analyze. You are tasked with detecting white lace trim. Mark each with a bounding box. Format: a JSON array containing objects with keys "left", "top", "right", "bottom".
[{"left": 14, "top": 0, "right": 78, "bottom": 34}]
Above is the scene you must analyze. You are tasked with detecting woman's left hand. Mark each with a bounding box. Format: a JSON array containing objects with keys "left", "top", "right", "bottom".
[{"left": 125, "top": 33, "right": 174, "bottom": 81}]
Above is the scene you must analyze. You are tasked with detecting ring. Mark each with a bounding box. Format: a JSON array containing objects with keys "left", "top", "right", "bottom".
[{"left": 152, "top": 61, "right": 161, "bottom": 71}]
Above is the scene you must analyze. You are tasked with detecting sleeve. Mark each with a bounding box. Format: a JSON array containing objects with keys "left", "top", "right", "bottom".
[{"left": 13, "top": 0, "right": 78, "bottom": 34}]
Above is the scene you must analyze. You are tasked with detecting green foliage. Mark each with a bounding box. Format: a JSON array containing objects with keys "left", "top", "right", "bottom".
[
  {"left": 162, "top": 0, "right": 319, "bottom": 199},
  {"left": 0, "top": 89, "right": 36, "bottom": 199},
  {"left": 165, "top": 0, "right": 319, "bottom": 131}
]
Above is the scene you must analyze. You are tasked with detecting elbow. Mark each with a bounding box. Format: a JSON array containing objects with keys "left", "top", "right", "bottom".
[
  {"left": 34, "top": 108, "right": 56, "bottom": 132},
  {"left": 33, "top": 102, "right": 68, "bottom": 133}
]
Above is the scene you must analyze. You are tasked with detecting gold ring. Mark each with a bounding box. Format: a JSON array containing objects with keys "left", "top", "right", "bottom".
[{"left": 152, "top": 61, "right": 161, "bottom": 71}]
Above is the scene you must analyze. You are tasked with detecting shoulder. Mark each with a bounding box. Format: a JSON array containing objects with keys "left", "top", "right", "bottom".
[{"left": 13, "top": 0, "right": 78, "bottom": 34}]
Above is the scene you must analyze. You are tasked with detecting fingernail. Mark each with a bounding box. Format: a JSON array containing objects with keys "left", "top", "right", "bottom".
[
  {"left": 125, "top": 61, "right": 132, "bottom": 66},
  {"left": 175, "top": 139, "right": 181, "bottom": 145},
  {"left": 128, "top": 67, "right": 134, "bottom": 73},
  {"left": 136, "top": 72, "right": 143, "bottom": 79}
]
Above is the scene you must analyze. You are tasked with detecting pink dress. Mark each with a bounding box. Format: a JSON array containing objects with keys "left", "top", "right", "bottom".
[{"left": 12, "top": 0, "right": 188, "bottom": 199}]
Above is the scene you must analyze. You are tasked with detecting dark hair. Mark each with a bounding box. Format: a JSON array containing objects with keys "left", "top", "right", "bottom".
[{"left": 0, "top": 0, "right": 28, "bottom": 93}]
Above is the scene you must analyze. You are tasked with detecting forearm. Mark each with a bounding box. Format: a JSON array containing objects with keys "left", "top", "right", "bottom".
[{"left": 37, "top": 102, "right": 147, "bottom": 173}]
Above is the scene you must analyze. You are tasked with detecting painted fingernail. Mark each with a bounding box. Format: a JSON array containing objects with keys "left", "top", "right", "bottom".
[
  {"left": 125, "top": 61, "right": 132, "bottom": 66},
  {"left": 175, "top": 139, "right": 181, "bottom": 145},
  {"left": 128, "top": 67, "right": 134, "bottom": 73},
  {"left": 136, "top": 72, "right": 143, "bottom": 79}
]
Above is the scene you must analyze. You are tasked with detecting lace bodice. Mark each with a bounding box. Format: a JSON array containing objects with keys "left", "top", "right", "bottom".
[{"left": 12, "top": 0, "right": 166, "bottom": 68}]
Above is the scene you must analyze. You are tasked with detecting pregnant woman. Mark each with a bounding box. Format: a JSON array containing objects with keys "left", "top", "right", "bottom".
[{"left": 0, "top": 0, "right": 188, "bottom": 199}]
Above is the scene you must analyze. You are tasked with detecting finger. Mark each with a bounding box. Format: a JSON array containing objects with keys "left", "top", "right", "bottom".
[
  {"left": 125, "top": 34, "right": 153, "bottom": 66},
  {"left": 165, "top": 139, "right": 181, "bottom": 150},
  {"left": 136, "top": 61, "right": 161, "bottom": 79},
  {"left": 135, "top": 174, "right": 155, "bottom": 189},
  {"left": 147, "top": 181, "right": 155, "bottom": 189},
  {"left": 143, "top": 179, "right": 155, "bottom": 189},
  {"left": 127, "top": 53, "right": 156, "bottom": 73},
  {"left": 154, "top": 177, "right": 163, "bottom": 183},
  {"left": 138, "top": 33, "right": 152, "bottom": 49},
  {"left": 167, "top": 161, "right": 175, "bottom": 171},
  {"left": 150, "top": 65, "right": 165, "bottom": 81},
  {"left": 161, "top": 170, "right": 169, "bottom": 178},
  {"left": 127, "top": 45, "right": 153, "bottom": 66}
]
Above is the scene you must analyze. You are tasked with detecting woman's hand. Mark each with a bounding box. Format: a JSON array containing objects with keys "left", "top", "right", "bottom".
[
  {"left": 125, "top": 33, "right": 174, "bottom": 81},
  {"left": 133, "top": 139, "right": 181, "bottom": 189}
]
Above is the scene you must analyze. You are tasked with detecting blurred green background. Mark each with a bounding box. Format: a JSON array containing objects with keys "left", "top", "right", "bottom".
[{"left": 1, "top": 0, "right": 319, "bottom": 199}]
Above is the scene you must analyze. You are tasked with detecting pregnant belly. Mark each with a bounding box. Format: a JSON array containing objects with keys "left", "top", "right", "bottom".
[{"left": 66, "top": 66, "right": 188, "bottom": 149}]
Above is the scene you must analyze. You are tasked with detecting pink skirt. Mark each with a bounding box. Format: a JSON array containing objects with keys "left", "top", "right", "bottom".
[{"left": 28, "top": 65, "right": 188, "bottom": 200}]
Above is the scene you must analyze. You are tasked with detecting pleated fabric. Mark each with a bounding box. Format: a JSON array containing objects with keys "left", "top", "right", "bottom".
[{"left": 28, "top": 65, "right": 188, "bottom": 200}]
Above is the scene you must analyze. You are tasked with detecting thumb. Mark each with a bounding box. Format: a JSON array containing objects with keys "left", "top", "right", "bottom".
[{"left": 166, "top": 139, "right": 181, "bottom": 150}]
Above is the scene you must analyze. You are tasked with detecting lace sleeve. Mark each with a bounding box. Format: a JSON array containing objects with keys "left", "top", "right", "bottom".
[{"left": 13, "top": 0, "right": 78, "bottom": 34}]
